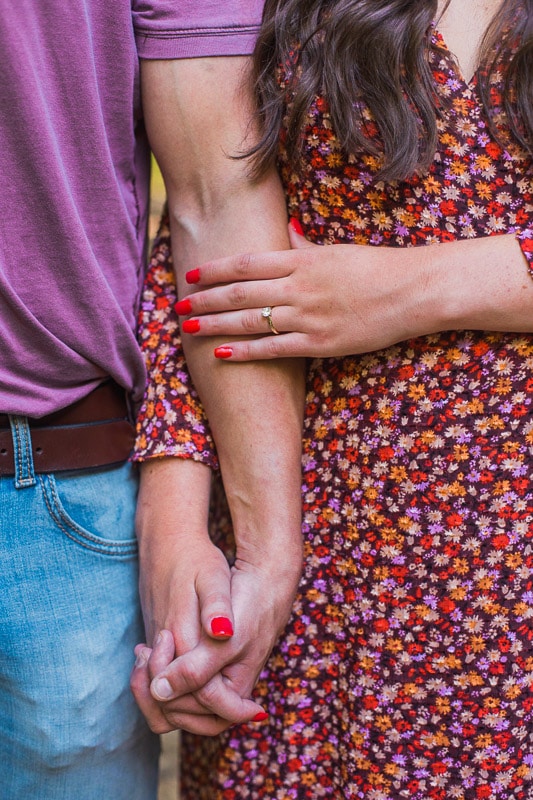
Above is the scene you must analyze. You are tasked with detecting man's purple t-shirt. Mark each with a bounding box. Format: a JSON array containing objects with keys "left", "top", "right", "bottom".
[{"left": 0, "top": 1, "right": 263, "bottom": 416}]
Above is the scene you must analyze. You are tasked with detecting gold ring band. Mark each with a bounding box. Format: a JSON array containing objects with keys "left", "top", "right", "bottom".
[{"left": 261, "top": 306, "right": 280, "bottom": 335}]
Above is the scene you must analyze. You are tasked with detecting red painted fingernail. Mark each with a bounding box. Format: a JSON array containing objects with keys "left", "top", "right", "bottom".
[
  {"left": 186, "top": 268, "right": 201, "bottom": 284},
  {"left": 290, "top": 217, "right": 304, "bottom": 236},
  {"left": 182, "top": 318, "right": 200, "bottom": 334},
  {"left": 214, "top": 346, "right": 233, "bottom": 359},
  {"left": 252, "top": 712, "right": 269, "bottom": 722},
  {"left": 210, "top": 617, "right": 234, "bottom": 638},
  {"left": 174, "top": 298, "right": 192, "bottom": 315}
]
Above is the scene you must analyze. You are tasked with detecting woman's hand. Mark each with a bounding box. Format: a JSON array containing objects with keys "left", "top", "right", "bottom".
[
  {"left": 176, "top": 221, "right": 435, "bottom": 359},
  {"left": 177, "top": 224, "right": 533, "bottom": 360}
]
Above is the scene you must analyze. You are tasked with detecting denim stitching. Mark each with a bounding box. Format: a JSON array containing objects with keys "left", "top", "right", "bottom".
[
  {"left": 39, "top": 474, "right": 138, "bottom": 557},
  {"left": 9, "top": 415, "right": 36, "bottom": 489}
]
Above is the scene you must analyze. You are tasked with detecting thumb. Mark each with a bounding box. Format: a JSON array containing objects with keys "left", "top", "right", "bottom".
[
  {"left": 288, "top": 217, "right": 313, "bottom": 249},
  {"left": 196, "top": 556, "right": 235, "bottom": 641}
]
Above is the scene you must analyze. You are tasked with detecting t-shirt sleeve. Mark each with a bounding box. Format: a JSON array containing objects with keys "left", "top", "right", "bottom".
[{"left": 133, "top": 0, "right": 265, "bottom": 59}]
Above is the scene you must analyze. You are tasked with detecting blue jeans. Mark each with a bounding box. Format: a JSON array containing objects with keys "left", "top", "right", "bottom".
[{"left": 0, "top": 417, "right": 159, "bottom": 798}]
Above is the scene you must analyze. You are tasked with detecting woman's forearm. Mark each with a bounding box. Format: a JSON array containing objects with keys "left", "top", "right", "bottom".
[{"left": 419, "top": 233, "right": 533, "bottom": 333}]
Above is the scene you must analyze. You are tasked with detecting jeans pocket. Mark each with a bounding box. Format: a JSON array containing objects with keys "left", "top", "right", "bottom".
[{"left": 39, "top": 462, "right": 139, "bottom": 556}]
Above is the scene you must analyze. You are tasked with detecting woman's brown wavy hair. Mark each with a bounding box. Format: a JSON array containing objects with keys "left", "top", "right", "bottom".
[{"left": 248, "top": 0, "right": 533, "bottom": 181}]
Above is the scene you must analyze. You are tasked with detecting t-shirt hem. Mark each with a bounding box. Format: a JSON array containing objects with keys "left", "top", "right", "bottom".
[{"left": 136, "top": 26, "right": 260, "bottom": 59}]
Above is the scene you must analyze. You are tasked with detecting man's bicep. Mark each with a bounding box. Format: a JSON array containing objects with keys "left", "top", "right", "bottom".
[{"left": 140, "top": 56, "right": 256, "bottom": 192}]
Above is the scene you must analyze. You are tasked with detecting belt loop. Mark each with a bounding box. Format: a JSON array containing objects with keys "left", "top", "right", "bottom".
[{"left": 8, "top": 415, "right": 36, "bottom": 489}]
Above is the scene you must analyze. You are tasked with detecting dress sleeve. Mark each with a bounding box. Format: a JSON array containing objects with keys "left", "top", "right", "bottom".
[
  {"left": 517, "top": 228, "right": 533, "bottom": 267},
  {"left": 133, "top": 214, "right": 219, "bottom": 469},
  {"left": 133, "top": 0, "right": 264, "bottom": 59}
]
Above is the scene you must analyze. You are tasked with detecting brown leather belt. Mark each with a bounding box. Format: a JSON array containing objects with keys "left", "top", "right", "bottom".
[{"left": 0, "top": 381, "right": 135, "bottom": 476}]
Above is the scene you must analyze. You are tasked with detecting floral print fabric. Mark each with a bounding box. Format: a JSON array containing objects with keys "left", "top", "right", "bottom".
[
  {"left": 134, "top": 225, "right": 218, "bottom": 469},
  {"left": 136, "top": 32, "right": 533, "bottom": 800}
]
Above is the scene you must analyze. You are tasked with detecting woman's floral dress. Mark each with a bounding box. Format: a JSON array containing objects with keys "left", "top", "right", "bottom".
[{"left": 135, "top": 31, "right": 533, "bottom": 800}]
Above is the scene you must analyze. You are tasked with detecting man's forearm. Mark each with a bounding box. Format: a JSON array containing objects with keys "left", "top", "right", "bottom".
[{"left": 142, "top": 56, "right": 305, "bottom": 583}]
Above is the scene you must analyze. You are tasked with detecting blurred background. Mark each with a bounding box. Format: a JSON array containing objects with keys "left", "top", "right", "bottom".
[
  {"left": 159, "top": 730, "right": 179, "bottom": 800},
  {"left": 149, "top": 156, "right": 166, "bottom": 243}
]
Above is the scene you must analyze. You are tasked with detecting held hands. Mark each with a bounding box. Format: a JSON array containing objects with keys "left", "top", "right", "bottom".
[
  {"left": 130, "top": 459, "right": 272, "bottom": 735},
  {"left": 175, "top": 220, "right": 435, "bottom": 360},
  {"left": 131, "top": 549, "right": 299, "bottom": 735},
  {"left": 130, "top": 458, "right": 301, "bottom": 736},
  {"left": 130, "top": 534, "right": 266, "bottom": 735}
]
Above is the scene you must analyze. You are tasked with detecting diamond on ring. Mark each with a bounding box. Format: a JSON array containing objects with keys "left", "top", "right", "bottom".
[{"left": 261, "top": 306, "right": 280, "bottom": 335}]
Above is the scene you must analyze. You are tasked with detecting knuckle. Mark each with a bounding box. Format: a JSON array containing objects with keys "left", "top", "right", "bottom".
[
  {"left": 228, "top": 282, "right": 249, "bottom": 307},
  {"left": 242, "top": 309, "right": 259, "bottom": 332},
  {"left": 178, "top": 661, "right": 203, "bottom": 693},
  {"left": 149, "top": 717, "right": 174, "bottom": 735},
  {"left": 264, "top": 336, "right": 285, "bottom": 358},
  {"left": 234, "top": 342, "right": 253, "bottom": 360},
  {"left": 193, "top": 292, "right": 211, "bottom": 314},
  {"left": 204, "top": 588, "right": 230, "bottom": 608},
  {"left": 129, "top": 669, "right": 149, "bottom": 698},
  {"left": 235, "top": 252, "right": 253, "bottom": 278},
  {"left": 315, "top": 325, "right": 334, "bottom": 350},
  {"left": 207, "top": 314, "right": 223, "bottom": 334},
  {"left": 194, "top": 681, "right": 220, "bottom": 709}
]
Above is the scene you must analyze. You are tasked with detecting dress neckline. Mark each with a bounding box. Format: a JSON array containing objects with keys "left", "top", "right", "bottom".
[{"left": 432, "top": 27, "right": 480, "bottom": 89}]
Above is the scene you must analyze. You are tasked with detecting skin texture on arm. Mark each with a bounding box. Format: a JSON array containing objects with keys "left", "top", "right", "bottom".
[
  {"left": 171, "top": 224, "right": 533, "bottom": 360},
  {"left": 131, "top": 57, "right": 305, "bottom": 735},
  {"left": 132, "top": 457, "right": 269, "bottom": 732}
]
